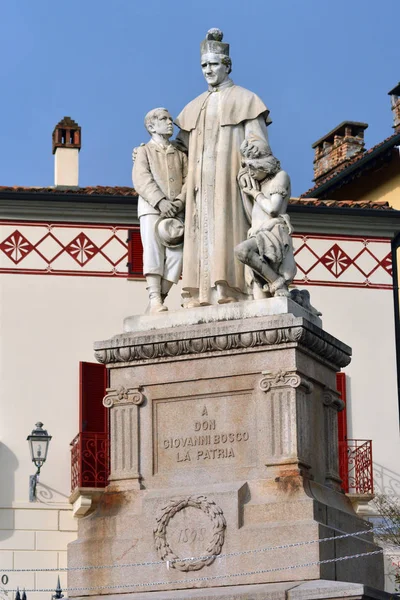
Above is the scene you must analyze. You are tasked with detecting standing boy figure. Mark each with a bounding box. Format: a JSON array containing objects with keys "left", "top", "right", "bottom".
[{"left": 132, "top": 108, "right": 187, "bottom": 313}]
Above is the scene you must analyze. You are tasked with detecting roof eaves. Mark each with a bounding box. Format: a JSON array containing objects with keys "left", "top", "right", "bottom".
[
  {"left": 0, "top": 187, "right": 138, "bottom": 204},
  {"left": 288, "top": 203, "right": 400, "bottom": 219},
  {"left": 289, "top": 198, "right": 393, "bottom": 211}
]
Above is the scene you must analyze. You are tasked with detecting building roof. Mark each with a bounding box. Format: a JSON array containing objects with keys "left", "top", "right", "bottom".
[
  {"left": 0, "top": 186, "right": 394, "bottom": 213},
  {"left": 0, "top": 186, "right": 394, "bottom": 210},
  {"left": 290, "top": 198, "right": 393, "bottom": 210},
  {"left": 0, "top": 185, "right": 138, "bottom": 198},
  {"left": 300, "top": 131, "right": 400, "bottom": 198}
]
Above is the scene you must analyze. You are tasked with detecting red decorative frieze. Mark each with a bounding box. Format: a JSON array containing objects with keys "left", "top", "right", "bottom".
[
  {"left": 0, "top": 230, "right": 34, "bottom": 264},
  {"left": 0, "top": 222, "right": 393, "bottom": 289},
  {"left": 0, "top": 221, "right": 131, "bottom": 277},
  {"left": 65, "top": 233, "right": 100, "bottom": 266},
  {"left": 320, "top": 244, "right": 351, "bottom": 277},
  {"left": 293, "top": 234, "right": 393, "bottom": 290}
]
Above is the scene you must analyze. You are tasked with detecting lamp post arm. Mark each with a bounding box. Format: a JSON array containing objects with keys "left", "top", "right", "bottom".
[{"left": 29, "top": 474, "right": 38, "bottom": 502}]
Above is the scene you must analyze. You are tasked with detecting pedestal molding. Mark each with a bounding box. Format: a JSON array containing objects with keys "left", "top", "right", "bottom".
[{"left": 95, "top": 317, "right": 351, "bottom": 370}]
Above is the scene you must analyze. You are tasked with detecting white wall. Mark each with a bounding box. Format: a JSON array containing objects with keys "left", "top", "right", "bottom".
[
  {"left": 0, "top": 271, "right": 182, "bottom": 599},
  {"left": 0, "top": 505, "right": 76, "bottom": 600},
  {"left": 304, "top": 285, "right": 400, "bottom": 490},
  {"left": 0, "top": 272, "right": 183, "bottom": 504}
]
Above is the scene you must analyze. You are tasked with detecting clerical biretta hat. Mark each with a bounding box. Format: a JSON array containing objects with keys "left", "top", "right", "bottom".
[{"left": 200, "top": 28, "right": 229, "bottom": 57}]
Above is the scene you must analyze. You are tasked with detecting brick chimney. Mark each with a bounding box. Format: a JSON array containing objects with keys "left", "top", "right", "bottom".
[
  {"left": 52, "top": 116, "right": 81, "bottom": 186},
  {"left": 388, "top": 83, "right": 400, "bottom": 134},
  {"left": 312, "top": 121, "right": 368, "bottom": 183}
]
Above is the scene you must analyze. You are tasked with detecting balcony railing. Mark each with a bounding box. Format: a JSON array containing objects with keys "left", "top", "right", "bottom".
[
  {"left": 70, "top": 432, "right": 109, "bottom": 491},
  {"left": 339, "top": 439, "right": 373, "bottom": 495}
]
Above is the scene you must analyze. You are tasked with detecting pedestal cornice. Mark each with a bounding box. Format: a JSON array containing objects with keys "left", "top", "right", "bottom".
[{"left": 94, "top": 312, "right": 351, "bottom": 371}]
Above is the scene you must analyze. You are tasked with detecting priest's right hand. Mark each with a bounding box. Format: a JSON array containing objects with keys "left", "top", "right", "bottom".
[{"left": 158, "top": 198, "right": 178, "bottom": 218}]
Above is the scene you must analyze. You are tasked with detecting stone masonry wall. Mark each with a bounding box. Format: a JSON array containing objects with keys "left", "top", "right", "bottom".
[{"left": 0, "top": 505, "right": 77, "bottom": 600}]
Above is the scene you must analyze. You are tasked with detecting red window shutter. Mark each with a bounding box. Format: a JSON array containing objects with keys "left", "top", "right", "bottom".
[
  {"left": 79, "top": 362, "right": 108, "bottom": 433},
  {"left": 336, "top": 372, "right": 349, "bottom": 492},
  {"left": 127, "top": 227, "right": 144, "bottom": 277}
]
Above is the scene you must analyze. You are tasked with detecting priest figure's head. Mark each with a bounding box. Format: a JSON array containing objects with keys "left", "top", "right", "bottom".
[{"left": 200, "top": 28, "right": 232, "bottom": 88}]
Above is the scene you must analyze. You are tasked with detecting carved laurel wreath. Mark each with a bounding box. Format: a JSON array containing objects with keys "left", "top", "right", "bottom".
[{"left": 153, "top": 495, "right": 226, "bottom": 572}]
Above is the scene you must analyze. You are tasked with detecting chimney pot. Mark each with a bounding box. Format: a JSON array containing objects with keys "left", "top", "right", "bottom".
[
  {"left": 52, "top": 116, "right": 81, "bottom": 186},
  {"left": 388, "top": 82, "right": 400, "bottom": 134},
  {"left": 311, "top": 121, "right": 368, "bottom": 183}
]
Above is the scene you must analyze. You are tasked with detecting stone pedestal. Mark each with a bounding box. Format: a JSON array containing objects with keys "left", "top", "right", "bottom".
[{"left": 68, "top": 300, "right": 385, "bottom": 598}]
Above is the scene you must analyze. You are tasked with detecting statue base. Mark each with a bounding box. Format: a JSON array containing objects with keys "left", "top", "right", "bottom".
[
  {"left": 68, "top": 300, "right": 384, "bottom": 597},
  {"left": 70, "top": 580, "right": 391, "bottom": 600}
]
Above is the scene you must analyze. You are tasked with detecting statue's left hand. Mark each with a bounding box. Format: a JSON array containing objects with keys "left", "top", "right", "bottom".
[{"left": 132, "top": 143, "right": 145, "bottom": 163}]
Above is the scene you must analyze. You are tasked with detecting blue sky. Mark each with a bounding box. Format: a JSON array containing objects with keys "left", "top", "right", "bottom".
[{"left": 0, "top": 0, "right": 399, "bottom": 196}]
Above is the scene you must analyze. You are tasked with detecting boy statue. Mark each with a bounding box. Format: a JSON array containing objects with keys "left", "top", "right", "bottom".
[
  {"left": 235, "top": 137, "right": 297, "bottom": 298},
  {"left": 132, "top": 108, "right": 187, "bottom": 313}
]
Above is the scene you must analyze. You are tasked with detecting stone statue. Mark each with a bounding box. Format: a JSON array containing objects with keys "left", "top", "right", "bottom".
[
  {"left": 175, "top": 28, "right": 272, "bottom": 308},
  {"left": 132, "top": 108, "right": 187, "bottom": 313},
  {"left": 234, "top": 137, "right": 297, "bottom": 298}
]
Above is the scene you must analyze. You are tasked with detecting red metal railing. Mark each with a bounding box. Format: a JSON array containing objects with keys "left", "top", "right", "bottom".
[
  {"left": 339, "top": 439, "right": 373, "bottom": 494},
  {"left": 70, "top": 432, "right": 109, "bottom": 491}
]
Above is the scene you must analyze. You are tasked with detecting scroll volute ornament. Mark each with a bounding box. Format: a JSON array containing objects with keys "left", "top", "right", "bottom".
[
  {"left": 323, "top": 387, "right": 344, "bottom": 411},
  {"left": 103, "top": 386, "right": 144, "bottom": 408},
  {"left": 259, "top": 370, "right": 313, "bottom": 394}
]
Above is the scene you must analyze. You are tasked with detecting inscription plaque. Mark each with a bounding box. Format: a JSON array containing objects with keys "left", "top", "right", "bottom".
[{"left": 153, "top": 393, "right": 256, "bottom": 473}]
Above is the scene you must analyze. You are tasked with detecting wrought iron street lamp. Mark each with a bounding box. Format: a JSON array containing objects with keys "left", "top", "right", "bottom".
[{"left": 27, "top": 422, "right": 52, "bottom": 502}]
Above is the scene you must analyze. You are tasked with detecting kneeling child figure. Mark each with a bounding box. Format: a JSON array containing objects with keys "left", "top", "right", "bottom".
[{"left": 235, "top": 138, "right": 297, "bottom": 298}]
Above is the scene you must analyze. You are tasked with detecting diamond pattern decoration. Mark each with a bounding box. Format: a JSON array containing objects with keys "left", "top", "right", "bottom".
[
  {"left": 320, "top": 244, "right": 351, "bottom": 277},
  {"left": 352, "top": 248, "right": 380, "bottom": 277},
  {"left": 0, "top": 224, "right": 394, "bottom": 289},
  {"left": 0, "top": 230, "right": 34, "bottom": 264},
  {"left": 34, "top": 233, "right": 64, "bottom": 262},
  {"left": 99, "top": 236, "right": 128, "bottom": 266},
  {"left": 380, "top": 252, "right": 393, "bottom": 276},
  {"left": 293, "top": 244, "right": 319, "bottom": 274},
  {"left": 65, "top": 233, "right": 99, "bottom": 266}
]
